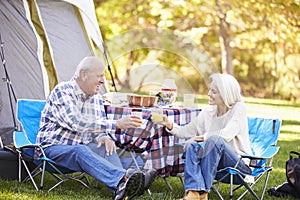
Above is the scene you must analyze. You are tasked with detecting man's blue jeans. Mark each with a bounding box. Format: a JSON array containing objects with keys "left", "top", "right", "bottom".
[
  {"left": 183, "top": 135, "right": 251, "bottom": 192},
  {"left": 44, "top": 143, "right": 125, "bottom": 189}
]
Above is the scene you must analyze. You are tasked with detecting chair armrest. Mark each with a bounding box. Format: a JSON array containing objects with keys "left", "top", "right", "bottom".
[
  {"left": 242, "top": 145, "right": 280, "bottom": 160},
  {"left": 17, "top": 144, "right": 42, "bottom": 150}
]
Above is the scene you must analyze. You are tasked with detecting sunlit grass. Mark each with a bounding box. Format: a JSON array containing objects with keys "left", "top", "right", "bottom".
[{"left": 279, "top": 133, "right": 300, "bottom": 141}]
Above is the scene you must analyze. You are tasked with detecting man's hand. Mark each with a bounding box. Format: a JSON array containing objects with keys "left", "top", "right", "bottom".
[
  {"left": 116, "top": 115, "right": 142, "bottom": 129},
  {"left": 97, "top": 136, "right": 116, "bottom": 156}
]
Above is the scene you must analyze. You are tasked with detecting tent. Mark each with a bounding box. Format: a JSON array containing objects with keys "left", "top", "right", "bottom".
[{"left": 0, "top": 0, "right": 105, "bottom": 145}]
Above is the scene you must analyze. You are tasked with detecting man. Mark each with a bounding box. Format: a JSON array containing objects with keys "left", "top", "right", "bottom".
[{"left": 36, "top": 56, "right": 144, "bottom": 200}]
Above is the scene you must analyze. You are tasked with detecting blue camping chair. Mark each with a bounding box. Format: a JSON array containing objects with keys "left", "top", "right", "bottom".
[
  {"left": 13, "top": 99, "right": 90, "bottom": 191},
  {"left": 211, "top": 117, "right": 281, "bottom": 200}
]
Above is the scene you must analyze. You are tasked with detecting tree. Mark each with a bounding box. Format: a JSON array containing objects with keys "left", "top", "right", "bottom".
[{"left": 95, "top": 0, "right": 300, "bottom": 101}]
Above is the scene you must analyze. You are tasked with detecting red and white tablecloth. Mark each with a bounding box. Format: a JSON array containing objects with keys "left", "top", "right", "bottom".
[{"left": 105, "top": 105, "right": 201, "bottom": 177}]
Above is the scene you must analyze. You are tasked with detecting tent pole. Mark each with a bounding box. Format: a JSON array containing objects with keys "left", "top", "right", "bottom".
[
  {"left": 0, "top": 33, "right": 17, "bottom": 130},
  {"left": 102, "top": 41, "right": 117, "bottom": 92}
]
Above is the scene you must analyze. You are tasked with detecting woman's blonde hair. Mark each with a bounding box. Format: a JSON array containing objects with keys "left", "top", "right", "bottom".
[{"left": 209, "top": 73, "right": 242, "bottom": 108}]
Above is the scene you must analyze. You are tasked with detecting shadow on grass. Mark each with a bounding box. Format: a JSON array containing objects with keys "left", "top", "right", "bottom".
[
  {"left": 282, "top": 119, "right": 300, "bottom": 126},
  {"left": 282, "top": 130, "right": 300, "bottom": 136}
]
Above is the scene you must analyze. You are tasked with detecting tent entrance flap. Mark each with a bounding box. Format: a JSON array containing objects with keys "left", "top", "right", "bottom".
[{"left": 0, "top": 0, "right": 105, "bottom": 141}]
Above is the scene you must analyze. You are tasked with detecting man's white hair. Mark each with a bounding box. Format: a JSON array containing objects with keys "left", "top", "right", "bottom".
[
  {"left": 74, "top": 56, "right": 103, "bottom": 78},
  {"left": 209, "top": 73, "right": 242, "bottom": 108}
]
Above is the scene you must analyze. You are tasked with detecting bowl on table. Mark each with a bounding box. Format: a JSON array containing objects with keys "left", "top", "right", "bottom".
[{"left": 127, "top": 94, "right": 158, "bottom": 107}]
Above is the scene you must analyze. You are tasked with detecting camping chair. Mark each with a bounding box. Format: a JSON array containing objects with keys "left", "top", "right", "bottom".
[
  {"left": 13, "top": 99, "right": 90, "bottom": 191},
  {"left": 211, "top": 117, "right": 281, "bottom": 200}
]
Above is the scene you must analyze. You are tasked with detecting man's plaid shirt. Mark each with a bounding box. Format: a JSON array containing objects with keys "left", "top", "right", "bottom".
[{"left": 36, "top": 79, "right": 116, "bottom": 147}]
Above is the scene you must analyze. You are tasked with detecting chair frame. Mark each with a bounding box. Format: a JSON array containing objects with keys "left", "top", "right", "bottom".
[
  {"left": 211, "top": 117, "right": 281, "bottom": 200},
  {"left": 114, "top": 137, "right": 156, "bottom": 198}
]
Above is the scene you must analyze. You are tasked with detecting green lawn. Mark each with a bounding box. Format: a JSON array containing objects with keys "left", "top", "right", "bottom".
[{"left": 0, "top": 97, "right": 299, "bottom": 200}]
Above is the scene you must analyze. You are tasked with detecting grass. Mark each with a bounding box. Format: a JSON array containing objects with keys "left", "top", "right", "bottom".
[{"left": 0, "top": 97, "right": 299, "bottom": 200}]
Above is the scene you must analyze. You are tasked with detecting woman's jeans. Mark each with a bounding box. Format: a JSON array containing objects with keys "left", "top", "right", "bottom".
[
  {"left": 184, "top": 135, "right": 252, "bottom": 192},
  {"left": 44, "top": 142, "right": 125, "bottom": 189}
]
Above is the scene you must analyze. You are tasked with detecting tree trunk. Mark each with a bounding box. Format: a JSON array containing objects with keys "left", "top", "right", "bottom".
[
  {"left": 215, "top": 0, "right": 233, "bottom": 75},
  {"left": 272, "top": 43, "right": 277, "bottom": 97}
]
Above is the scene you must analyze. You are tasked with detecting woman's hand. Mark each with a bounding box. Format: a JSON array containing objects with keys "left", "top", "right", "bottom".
[{"left": 152, "top": 115, "right": 173, "bottom": 130}]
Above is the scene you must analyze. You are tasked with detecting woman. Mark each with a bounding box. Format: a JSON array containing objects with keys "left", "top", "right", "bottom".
[{"left": 153, "top": 73, "right": 252, "bottom": 200}]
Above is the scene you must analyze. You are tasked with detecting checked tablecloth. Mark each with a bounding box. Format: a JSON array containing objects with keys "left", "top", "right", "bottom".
[{"left": 105, "top": 105, "right": 201, "bottom": 177}]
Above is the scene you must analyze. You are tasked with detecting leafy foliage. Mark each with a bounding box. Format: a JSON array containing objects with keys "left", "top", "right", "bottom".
[{"left": 95, "top": 0, "right": 300, "bottom": 101}]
